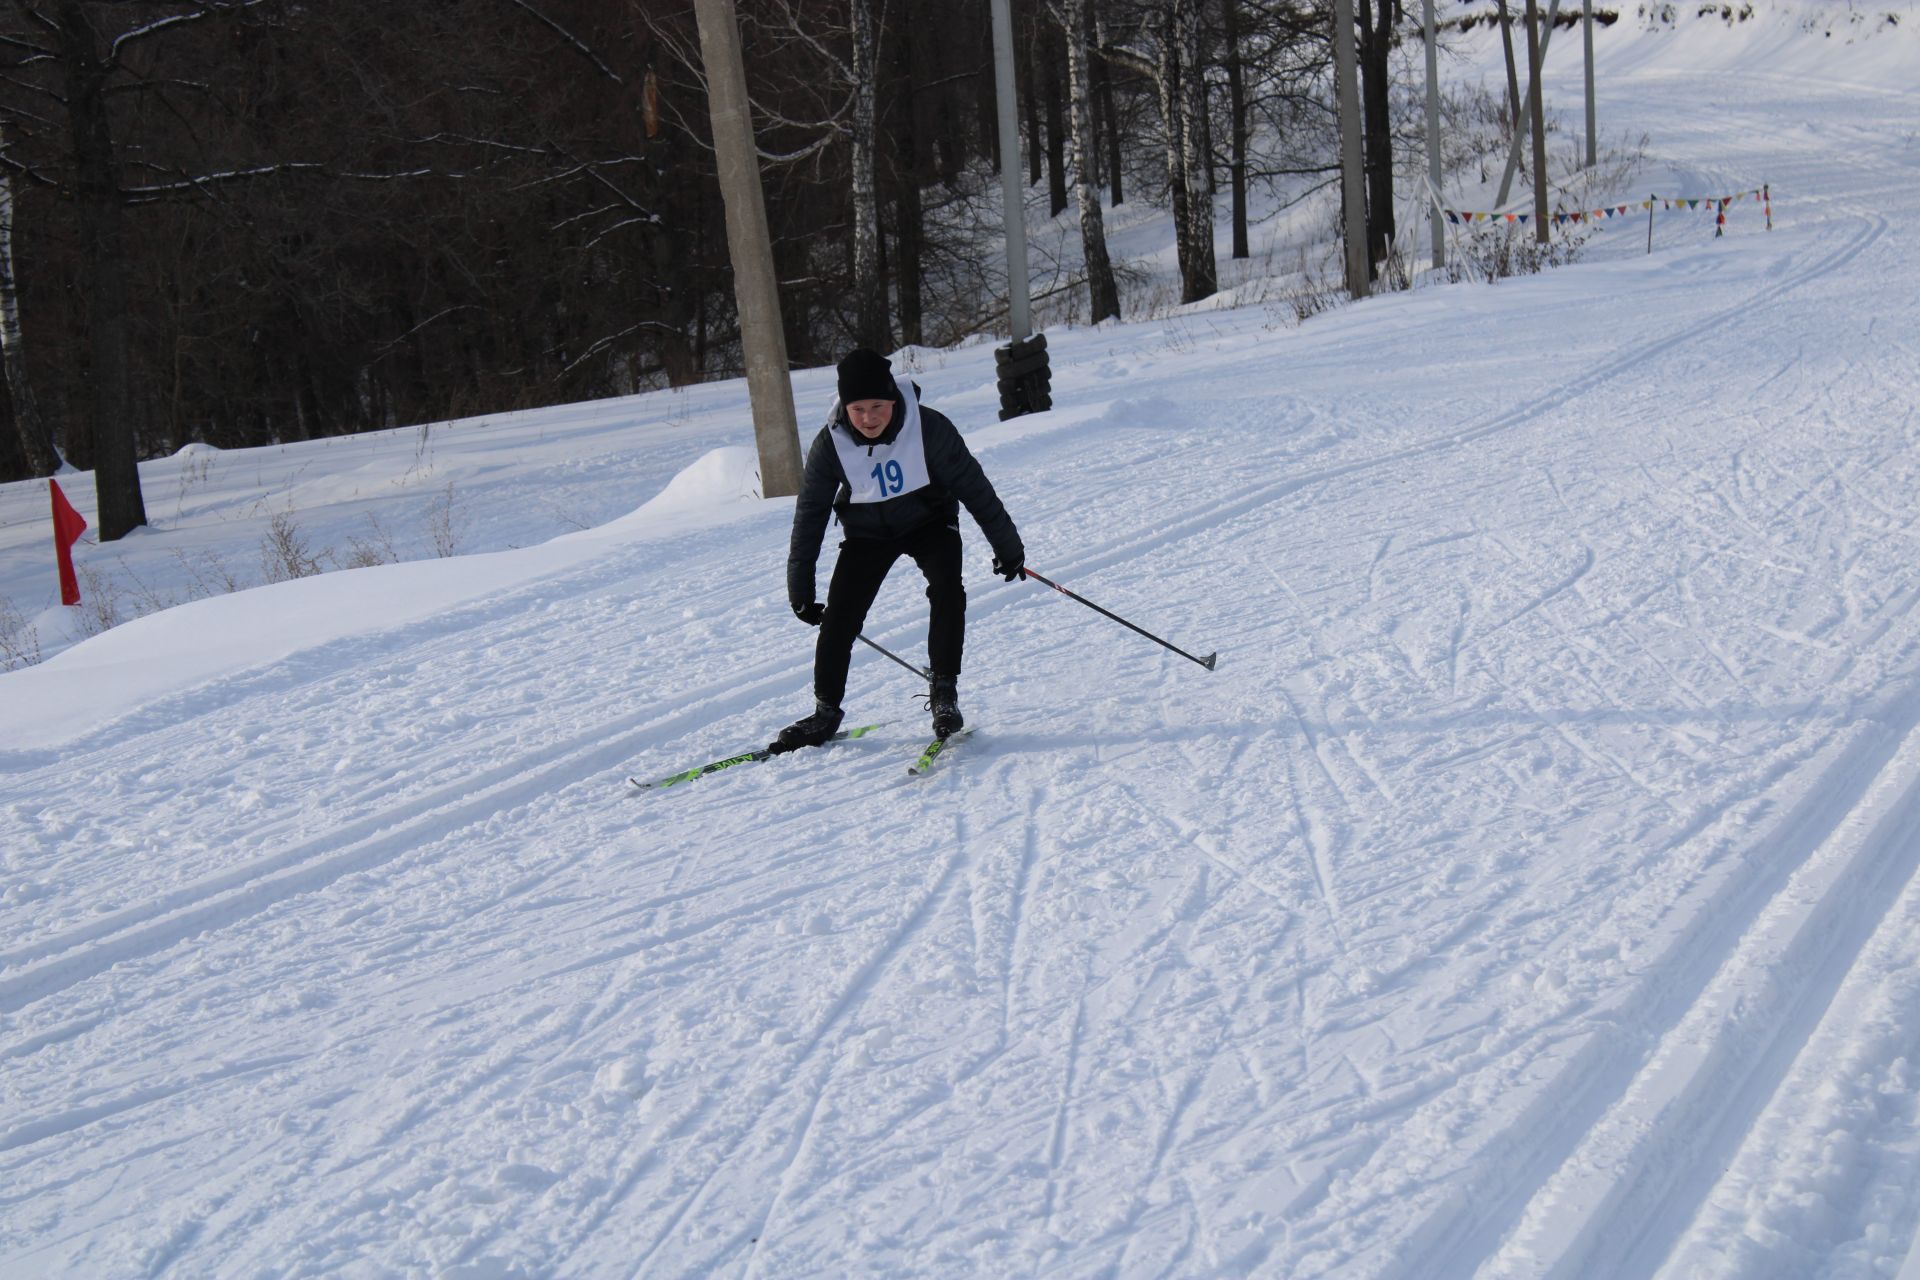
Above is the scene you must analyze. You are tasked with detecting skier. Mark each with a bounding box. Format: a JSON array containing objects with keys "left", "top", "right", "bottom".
[{"left": 777, "top": 347, "right": 1024, "bottom": 751}]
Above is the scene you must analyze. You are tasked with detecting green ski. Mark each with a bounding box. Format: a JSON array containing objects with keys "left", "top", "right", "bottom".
[
  {"left": 632, "top": 723, "right": 885, "bottom": 791},
  {"left": 907, "top": 727, "right": 974, "bottom": 777}
]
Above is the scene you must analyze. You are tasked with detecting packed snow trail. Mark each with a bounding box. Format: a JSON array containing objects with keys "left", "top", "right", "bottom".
[{"left": 6, "top": 8, "right": 1920, "bottom": 1277}]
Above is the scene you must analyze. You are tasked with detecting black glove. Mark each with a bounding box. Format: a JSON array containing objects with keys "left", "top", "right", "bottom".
[
  {"left": 992, "top": 552, "right": 1025, "bottom": 582},
  {"left": 793, "top": 601, "right": 826, "bottom": 626}
]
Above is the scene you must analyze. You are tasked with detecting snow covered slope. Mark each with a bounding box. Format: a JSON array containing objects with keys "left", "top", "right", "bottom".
[{"left": 5, "top": 5, "right": 1920, "bottom": 1276}]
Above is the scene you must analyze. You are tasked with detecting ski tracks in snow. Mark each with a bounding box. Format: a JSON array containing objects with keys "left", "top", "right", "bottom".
[
  {"left": 1479, "top": 689, "right": 1920, "bottom": 1279},
  {"left": 0, "top": 93, "right": 1881, "bottom": 1027}
]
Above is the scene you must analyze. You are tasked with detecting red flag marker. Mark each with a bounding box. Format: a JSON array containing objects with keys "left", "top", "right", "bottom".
[{"left": 50, "top": 478, "right": 87, "bottom": 606}]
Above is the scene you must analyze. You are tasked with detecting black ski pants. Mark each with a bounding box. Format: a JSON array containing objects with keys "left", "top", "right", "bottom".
[{"left": 815, "top": 522, "right": 964, "bottom": 708}]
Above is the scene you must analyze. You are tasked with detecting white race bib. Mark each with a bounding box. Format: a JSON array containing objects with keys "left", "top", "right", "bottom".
[{"left": 830, "top": 377, "right": 931, "bottom": 503}]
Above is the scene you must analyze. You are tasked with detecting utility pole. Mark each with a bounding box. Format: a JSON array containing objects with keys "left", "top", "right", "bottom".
[
  {"left": 1333, "top": 0, "right": 1369, "bottom": 298},
  {"left": 1524, "top": 0, "right": 1550, "bottom": 244},
  {"left": 988, "top": 0, "right": 1033, "bottom": 342},
  {"left": 1422, "top": 0, "right": 1445, "bottom": 271},
  {"left": 1584, "top": 0, "right": 1597, "bottom": 168},
  {"left": 693, "top": 0, "right": 803, "bottom": 498},
  {"left": 988, "top": 0, "right": 1050, "bottom": 421}
]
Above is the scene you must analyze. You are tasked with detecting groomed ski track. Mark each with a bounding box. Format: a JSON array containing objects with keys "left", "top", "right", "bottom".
[{"left": 6, "top": 11, "right": 1920, "bottom": 1277}]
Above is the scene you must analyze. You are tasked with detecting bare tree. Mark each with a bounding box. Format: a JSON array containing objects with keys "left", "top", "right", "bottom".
[
  {"left": 1024, "top": 5, "right": 1044, "bottom": 186},
  {"left": 1207, "top": 0, "right": 1340, "bottom": 220},
  {"left": 46, "top": 0, "right": 146, "bottom": 538},
  {"left": 1496, "top": 0, "right": 1524, "bottom": 139},
  {"left": 1093, "top": 5, "right": 1125, "bottom": 207},
  {"left": 1223, "top": 0, "right": 1250, "bottom": 259},
  {"left": 887, "top": 10, "right": 926, "bottom": 346},
  {"left": 1172, "top": 0, "right": 1217, "bottom": 301},
  {"left": 1355, "top": 0, "right": 1403, "bottom": 273},
  {"left": 1105, "top": 0, "right": 1216, "bottom": 304},
  {"left": 1147, "top": 10, "right": 1194, "bottom": 291},
  {"left": 0, "top": 0, "right": 1441, "bottom": 496},
  {"left": 848, "top": 0, "right": 888, "bottom": 348},
  {"left": 652, "top": 0, "right": 901, "bottom": 353},
  {"left": 1051, "top": 0, "right": 1120, "bottom": 321},
  {"left": 0, "top": 143, "right": 56, "bottom": 475},
  {"left": 1042, "top": 21, "right": 1069, "bottom": 217},
  {"left": 1333, "top": 0, "right": 1369, "bottom": 296}
]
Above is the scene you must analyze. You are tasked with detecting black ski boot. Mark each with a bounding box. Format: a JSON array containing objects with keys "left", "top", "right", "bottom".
[
  {"left": 773, "top": 699, "right": 844, "bottom": 753},
  {"left": 928, "top": 675, "right": 964, "bottom": 739}
]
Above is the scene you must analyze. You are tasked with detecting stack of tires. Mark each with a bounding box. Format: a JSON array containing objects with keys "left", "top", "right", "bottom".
[{"left": 995, "top": 332, "right": 1051, "bottom": 421}]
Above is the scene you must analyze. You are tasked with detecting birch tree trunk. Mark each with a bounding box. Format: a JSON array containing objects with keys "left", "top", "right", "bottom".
[
  {"left": 1173, "top": 0, "right": 1216, "bottom": 302},
  {"left": 850, "top": 0, "right": 889, "bottom": 349},
  {"left": 0, "top": 157, "right": 59, "bottom": 477},
  {"left": 1155, "top": 7, "right": 1194, "bottom": 293},
  {"left": 1225, "top": 0, "right": 1250, "bottom": 259},
  {"left": 1060, "top": 0, "right": 1119, "bottom": 323}
]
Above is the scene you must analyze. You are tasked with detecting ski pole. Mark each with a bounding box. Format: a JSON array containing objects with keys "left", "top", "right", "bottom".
[
  {"left": 1018, "top": 567, "right": 1218, "bottom": 671},
  {"left": 858, "top": 632, "right": 931, "bottom": 680}
]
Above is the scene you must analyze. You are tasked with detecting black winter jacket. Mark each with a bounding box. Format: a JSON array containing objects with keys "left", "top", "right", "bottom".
[{"left": 787, "top": 385, "right": 1023, "bottom": 611}]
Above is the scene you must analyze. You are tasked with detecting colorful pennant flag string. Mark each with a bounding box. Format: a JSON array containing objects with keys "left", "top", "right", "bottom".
[{"left": 1442, "top": 186, "right": 1770, "bottom": 234}]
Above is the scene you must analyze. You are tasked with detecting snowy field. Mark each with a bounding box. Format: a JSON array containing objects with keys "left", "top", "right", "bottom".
[{"left": 6, "top": 4, "right": 1920, "bottom": 1276}]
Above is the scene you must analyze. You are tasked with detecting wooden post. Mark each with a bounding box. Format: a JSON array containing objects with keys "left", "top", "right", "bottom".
[{"left": 693, "top": 0, "right": 803, "bottom": 498}]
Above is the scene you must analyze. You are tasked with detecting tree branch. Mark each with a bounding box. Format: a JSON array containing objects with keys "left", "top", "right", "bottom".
[
  {"left": 0, "top": 32, "right": 53, "bottom": 57},
  {"left": 501, "top": 0, "right": 623, "bottom": 83},
  {"left": 108, "top": 0, "right": 272, "bottom": 65},
  {"left": 121, "top": 161, "right": 466, "bottom": 204}
]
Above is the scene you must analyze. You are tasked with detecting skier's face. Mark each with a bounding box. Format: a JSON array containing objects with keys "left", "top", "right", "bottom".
[{"left": 847, "top": 398, "right": 894, "bottom": 438}]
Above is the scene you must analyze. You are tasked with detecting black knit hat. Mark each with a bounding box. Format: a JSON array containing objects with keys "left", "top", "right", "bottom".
[{"left": 836, "top": 348, "right": 896, "bottom": 405}]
